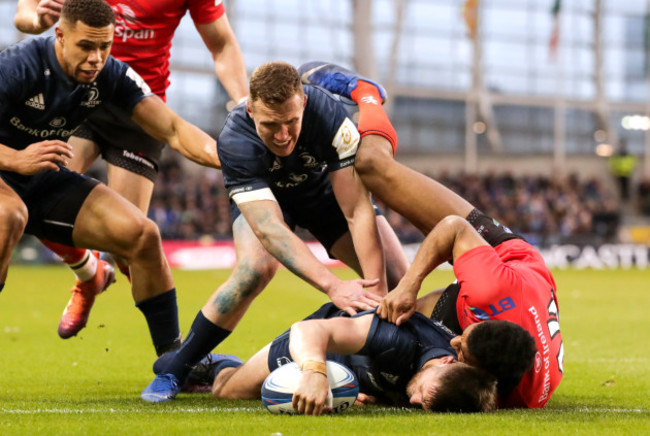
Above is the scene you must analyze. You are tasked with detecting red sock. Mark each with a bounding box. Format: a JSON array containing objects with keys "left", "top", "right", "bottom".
[
  {"left": 41, "top": 240, "right": 88, "bottom": 264},
  {"left": 350, "top": 81, "right": 398, "bottom": 155}
]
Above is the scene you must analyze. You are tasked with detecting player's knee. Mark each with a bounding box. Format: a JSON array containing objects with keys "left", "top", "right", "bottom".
[
  {"left": 354, "top": 138, "right": 392, "bottom": 177},
  {"left": 438, "top": 215, "right": 468, "bottom": 234},
  {"left": 125, "top": 217, "right": 163, "bottom": 259},
  {"left": 0, "top": 202, "right": 28, "bottom": 239}
]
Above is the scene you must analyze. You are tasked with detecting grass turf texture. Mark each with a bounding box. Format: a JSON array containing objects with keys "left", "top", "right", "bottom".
[{"left": 1, "top": 266, "right": 648, "bottom": 435}]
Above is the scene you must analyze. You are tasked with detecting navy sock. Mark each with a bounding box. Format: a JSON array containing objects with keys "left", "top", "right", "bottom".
[
  {"left": 166, "top": 311, "right": 231, "bottom": 383},
  {"left": 136, "top": 289, "right": 181, "bottom": 356}
]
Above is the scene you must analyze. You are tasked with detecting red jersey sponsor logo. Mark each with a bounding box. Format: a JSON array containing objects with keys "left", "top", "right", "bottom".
[{"left": 112, "top": 3, "right": 155, "bottom": 42}]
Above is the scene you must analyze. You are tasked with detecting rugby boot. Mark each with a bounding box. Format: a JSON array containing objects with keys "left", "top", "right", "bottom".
[
  {"left": 57, "top": 255, "right": 116, "bottom": 339},
  {"left": 141, "top": 373, "right": 181, "bottom": 403},
  {"left": 298, "top": 61, "right": 387, "bottom": 104}
]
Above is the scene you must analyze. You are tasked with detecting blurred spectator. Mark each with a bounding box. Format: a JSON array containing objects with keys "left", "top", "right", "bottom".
[
  {"left": 147, "top": 157, "right": 622, "bottom": 245},
  {"left": 638, "top": 176, "right": 650, "bottom": 216},
  {"left": 609, "top": 141, "right": 637, "bottom": 201}
]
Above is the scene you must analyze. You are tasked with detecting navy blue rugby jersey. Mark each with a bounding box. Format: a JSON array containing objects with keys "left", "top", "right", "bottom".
[
  {"left": 0, "top": 36, "right": 152, "bottom": 151},
  {"left": 217, "top": 85, "right": 360, "bottom": 206},
  {"left": 332, "top": 312, "right": 458, "bottom": 400}
]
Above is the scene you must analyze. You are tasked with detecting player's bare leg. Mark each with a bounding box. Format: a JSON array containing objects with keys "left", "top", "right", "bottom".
[
  {"left": 212, "top": 344, "right": 272, "bottom": 400},
  {"left": 71, "top": 184, "right": 180, "bottom": 355},
  {"left": 0, "top": 179, "right": 28, "bottom": 288},
  {"left": 142, "top": 216, "right": 279, "bottom": 402},
  {"left": 355, "top": 135, "right": 473, "bottom": 234}
]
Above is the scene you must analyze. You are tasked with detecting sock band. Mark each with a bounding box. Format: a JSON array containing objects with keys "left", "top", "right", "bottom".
[{"left": 350, "top": 81, "right": 398, "bottom": 155}]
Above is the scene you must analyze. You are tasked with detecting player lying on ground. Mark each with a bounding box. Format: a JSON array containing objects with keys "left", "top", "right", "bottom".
[
  {"left": 14, "top": 0, "right": 247, "bottom": 339},
  {"left": 0, "top": 0, "right": 219, "bottom": 356},
  {"left": 299, "top": 62, "right": 564, "bottom": 408},
  {"left": 176, "top": 303, "right": 510, "bottom": 414},
  {"left": 141, "top": 62, "right": 411, "bottom": 402}
]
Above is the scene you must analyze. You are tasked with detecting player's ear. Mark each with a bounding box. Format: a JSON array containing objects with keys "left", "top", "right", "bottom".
[
  {"left": 303, "top": 94, "right": 308, "bottom": 107},
  {"left": 439, "top": 355, "right": 456, "bottom": 365},
  {"left": 55, "top": 26, "right": 64, "bottom": 43},
  {"left": 246, "top": 100, "right": 253, "bottom": 117}
]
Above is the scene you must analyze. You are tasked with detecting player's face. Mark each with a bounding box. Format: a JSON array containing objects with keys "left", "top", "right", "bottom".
[
  {"left": 406, "top": 357, "right": 456, "bottom": 410},
  {"left": 247, "top": 93, "right": 307, "bottom": 157},
  {"left": 55, "top": 20, "right": 114, "bottom": 84},
  {"left": 450, "top": 322, "right": 479, "bottom": 365}
]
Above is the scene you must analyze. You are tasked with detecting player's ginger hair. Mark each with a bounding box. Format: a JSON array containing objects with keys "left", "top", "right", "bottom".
[{"left": 249, "top": 61, "right": 303, "bottom": 106}]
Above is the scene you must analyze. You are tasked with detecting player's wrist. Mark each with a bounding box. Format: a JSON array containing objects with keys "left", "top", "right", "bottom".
[{"left": 300, "top": 360, "right": 327, "bottom": 376}]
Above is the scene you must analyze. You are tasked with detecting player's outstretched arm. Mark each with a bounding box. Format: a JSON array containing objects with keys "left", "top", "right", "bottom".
[
  {"left": 14, "top": 0, "right": 62, "bottom": 34},
  {"left": 196, "top": 14, "right": 248, "bottom": 104},
  {"left": 238, "top": 199, "right": 380, "bottom": 315},
  {"left": 131, "top": 96, "right": 220, "bottom": 168},
  {"left": 0, "top": 140, "right": 73, "bottom": 174},
  {"left": 289, "top": 315, "right": 373, "bottom": 415},
  {"left": 330, "top": 165, "right": 387, "bottom": 296},
  {"left": 378, "top": 215, "right": 488, "bottom": 325}
]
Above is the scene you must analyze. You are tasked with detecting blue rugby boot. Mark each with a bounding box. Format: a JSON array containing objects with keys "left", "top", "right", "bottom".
[
  {"left": 141, "top": 373, "right": 180, "bottom": 403},
  {"left": 152, "top": 352, "right": 243, "bottom": 393},
  {"left": 297, "top": 61, "right": 387, "bottom": 105}
]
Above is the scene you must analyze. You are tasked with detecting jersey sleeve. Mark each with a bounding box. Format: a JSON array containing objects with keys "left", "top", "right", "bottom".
[
  {"left": 105, "top": 58, "right": 153, "bottom": 112},
  {"left": 0, "top": 54, "right": 27, "bottom": 121},
  {"left": 453, "top": 245, "right": 523, "bottom": 328},
  {"left": 217, "top": 111, "right": 277, "bottom": 205},
  {"left": 189, "top": 0, "right": 226, "bottom": 25},
  {"left": 305, "top": 87, "right": 360, "bottom": 171}
]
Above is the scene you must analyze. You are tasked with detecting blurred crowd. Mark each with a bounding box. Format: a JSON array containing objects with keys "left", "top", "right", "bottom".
[{"left": 142, "top": 158, "right": 629, "bottom": 246}]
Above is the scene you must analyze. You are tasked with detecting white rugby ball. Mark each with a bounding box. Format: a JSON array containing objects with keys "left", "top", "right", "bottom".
[{"left": 261, "top": 361, "right": 359, "bottom": 415}]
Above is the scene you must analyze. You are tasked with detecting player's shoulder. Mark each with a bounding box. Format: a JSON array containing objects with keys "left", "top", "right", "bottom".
[
  {"left": 218, "top": 105, "right": 267, "bottom": 161},
  {"left": 0, "top": 37, "right": 49, "bottom": 74},
  {"left": 303, "top": 84, "right": 346, "bottom": 113}
]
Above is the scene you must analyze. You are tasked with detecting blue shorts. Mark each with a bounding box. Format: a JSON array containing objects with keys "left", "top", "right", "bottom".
[
  {"left": 0, "top": 166, "right": 99, "bottom": 246},
  {"left": 230, "top": 194, "right": 381, "bottom": 253},
  {"left": 74, "top": 103, "right": 163, "bottom": 182}
]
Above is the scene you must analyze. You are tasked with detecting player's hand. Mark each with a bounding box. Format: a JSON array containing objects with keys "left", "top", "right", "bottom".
[
  {"left": 34, "top": 0, "right": 64, "bottom": 31},
  {"left": 12, "top": 140, "right": 73, "bottom": 175},
  {"left": 377, "top": 283, "right": 417, "bottom": 325},
  {"left": 328, "top": 278, "right": 381, "bottom": 315},
  {"left": 354, "top": 393, "right": 378, "bottom": 406},
  {"left": 292, "top": 371, "right": 332, "bottom": 415}
]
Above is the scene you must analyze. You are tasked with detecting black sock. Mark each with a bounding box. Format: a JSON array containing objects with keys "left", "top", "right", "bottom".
[
  {"left": 136, "top": 289, "right": 181, "bottom": 356},
  {"left": 166, "top": 311, "right": 231, "bottom": 383},
  {"left": 0, "top": 283, "right": 4, "bottom": 293}
]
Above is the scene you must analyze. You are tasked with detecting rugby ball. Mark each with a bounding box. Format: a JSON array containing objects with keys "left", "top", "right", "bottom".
[{"left": 261, "top": 361, "right": 359, "bottom": 415}]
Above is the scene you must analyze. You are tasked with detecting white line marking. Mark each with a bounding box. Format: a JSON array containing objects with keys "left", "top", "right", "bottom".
[{"left": 0, "top": 407, "right": 647, "bottom": 414}]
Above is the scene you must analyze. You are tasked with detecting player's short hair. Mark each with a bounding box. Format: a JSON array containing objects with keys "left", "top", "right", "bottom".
[
  {"left": 61, "top": 0, "right": 115, "bottom": 28},
  {"left": 249, "top": 61, "right": 303, "bottom": 106},
  {"left": 466, "top": 320, "right": 537, "bottom": 398},
  {"left": 424, "top": 363, "right": 497, "bottom": 413}
]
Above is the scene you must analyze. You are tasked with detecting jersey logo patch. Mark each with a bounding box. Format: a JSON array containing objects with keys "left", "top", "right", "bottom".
[
  {"left": 25, "top": 93, "right": 45, "bottom": 110},
  {"left": 332, "top": 118, "right": 360, "bottom": 159},
  {"left": 80, "top": 87, "right": 101, "bottom": 108}
]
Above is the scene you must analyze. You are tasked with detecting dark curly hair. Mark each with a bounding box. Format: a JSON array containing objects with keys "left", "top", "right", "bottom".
[
  {"left": 466, "top": 320, "right": 537, "bottom": 398},
  {"left": 249, "top": 61, "right": 303, "bottom": 106},
  {"left": 424, "top": 363, "right": 497, "bottom": 413},
  {"left": 61, "top": 0, "right": 115, "bottom": 28}
]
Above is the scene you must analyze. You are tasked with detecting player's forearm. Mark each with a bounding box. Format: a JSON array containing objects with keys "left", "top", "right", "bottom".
[
  {"left": 213, "top": 41, "right": 248, "bottom": 103},
  {"left": 289, "top": 321, "right": 329, "bottom": 366},
  {"left": 168, "top": 120, "right": 220, "bottom": 169},
  {"left": 256, "top": 219, "right": 341, "bottom": 294},
  {"left": 347, "top": 206, "right": 387, "bottom": 295},
  {"left": 0, "top": 143, "right": 17, "bottom": 171},
  {"left": 14, "top": 0, "right": 56, "bottom": 34}
]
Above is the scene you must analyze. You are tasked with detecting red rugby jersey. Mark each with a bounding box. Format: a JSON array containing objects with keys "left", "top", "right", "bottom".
[
  {"left": 107, "top": 0, "right": 225, "bottom": 100},
  {"left": 453, "top": 239, "right": 564, "bottom": 408}
]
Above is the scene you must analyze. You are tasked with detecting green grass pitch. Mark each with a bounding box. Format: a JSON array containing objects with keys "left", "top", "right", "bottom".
[{"left": 1, "top": 265, "right": 648, "bottom": 435}]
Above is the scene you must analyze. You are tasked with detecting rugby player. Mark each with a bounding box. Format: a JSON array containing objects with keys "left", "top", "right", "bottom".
[
  {"left": 141, "top": 61, "right": 410, "bottom": 402},
  {"left": 300, "top": 62, "right": 564, "bottom": 408},
  {"left": 0, "top": 0, "right": 218, "bottom": 356},
  {"left": 14, "top": 0, "right": 247, "bottom": 339},
  {"left": 208, "top": 302, "right": 506, "bottom": 414}
]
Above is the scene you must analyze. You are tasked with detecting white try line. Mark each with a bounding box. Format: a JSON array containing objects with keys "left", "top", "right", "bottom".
[{"left": 0, "top": 407, "right": 647, "bottom": 415}]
